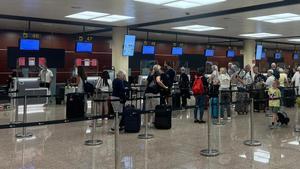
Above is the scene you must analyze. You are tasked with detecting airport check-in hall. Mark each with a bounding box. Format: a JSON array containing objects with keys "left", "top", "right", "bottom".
[{"left": 2, "top": 0, "right": 300, "bottom": 169}]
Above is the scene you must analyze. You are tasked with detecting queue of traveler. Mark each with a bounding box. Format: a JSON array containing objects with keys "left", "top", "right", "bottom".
[{"left": 73, "top": 62, "right": 299, "bottom": 132}]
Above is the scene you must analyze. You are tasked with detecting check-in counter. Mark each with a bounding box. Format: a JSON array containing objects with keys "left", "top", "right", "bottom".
[{"left": 12, "top": 78, "right": 48, "bottom": 106}]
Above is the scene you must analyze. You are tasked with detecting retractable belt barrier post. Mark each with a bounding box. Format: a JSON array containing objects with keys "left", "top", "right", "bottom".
[
  {"left": 10, "top": 97, "right": 22, "bottom": 125},
  {"left": 15, "top": 95, "right": 33, "bottom": 139},
  {"left": 213, "top": 90, "right": 226, "bottom": 126},
  {"left": 295, "top": 102, "right": 300, "bottom": 132},
  {"left": 138, "top": 95, "right": 154, "bottom": 140},
  {"left": 244, "top": 98, "right": 261, "bottom": 146},
  {"left": 201, "top": 98, "right": 219, "bottom": 157},
  {"left": 84, "top": 99, "right": 103, "bottom": 146},
  {"left": 115, "top": 110, "right": 120, "bottom": 169}
]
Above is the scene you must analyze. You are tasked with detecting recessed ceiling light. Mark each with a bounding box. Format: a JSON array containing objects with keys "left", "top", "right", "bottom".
[
  {"left": 134, "top": 0, "right": 175, "bottom": 5},
  {"left": 288, "top": 39, "right": 300, "bottom": 42},
  {"left": 240, "top": 33, "right": 282, "bottom": 38},
  {"left": 172, "top": 25, "right": 224, "bottom": 32},
  {"left": 248, "top": 13, "right": 300, "bottom": 23},
  {"left": 164, "top": 1, "right": 202, "bottom": 9},
  {"left": 134, "top": 0, "right": 226, "bottom": 9},
  {"left": 92, "top": 15, "right": 134, "bottom": 22},
  {"left": 65, "top": 11, "right": 109, "bottom": 20}
]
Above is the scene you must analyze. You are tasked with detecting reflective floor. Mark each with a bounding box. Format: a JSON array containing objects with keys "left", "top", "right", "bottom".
[{"left": 0, "top": 103, "right": 300, "bottom": 169}]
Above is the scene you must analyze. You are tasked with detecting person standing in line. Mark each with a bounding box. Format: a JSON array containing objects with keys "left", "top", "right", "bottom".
[
  {"left": 268, "top": 81, "right": 281, "bottom": 129},
  {"left": 265, "top": 70, "right": 276, "bottom": 89},
  {"left": 292, "top": 66, "right": 300, "bottom": 95},
  {"left": 39, "top": 64, "right": 53, "bottom": 89},
  {"left": 219, "top": 67, "right": 231, "bottom": 119},
  {"left": 227, "top": 62, "right": 234, "bottom": 76},
  {"left": 271, "top": 63, "right": 280, "bottom": 80},
  {"left": 179, "top": 67, "right": 190, "bottom": 108},
  {"left": 110, "top": 70, "right": 127, "bottom": 132},
  {"left": 95, "top": 71, "right": 112, "bottom": 120},
  {"left": 164, "top": 62, "right": 176, "bottom": 105},
  {"left": 192, "top": 69, "right": 208, "bottom": 123},
  {"left": 210, "top": 65, "right": 219, "bottom": 85}
]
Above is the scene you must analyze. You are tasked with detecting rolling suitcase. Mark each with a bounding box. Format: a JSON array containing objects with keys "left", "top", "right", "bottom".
[
  {"left": 154, "top": 105, "right": 172, "bottom": 129},
  {"left": 66, "top": 93, "right": 85, "bottom": 119},
  {"left": 123, "top": 105, "right": 141, "bottom": 133},
  {"left": 172, "top": 92, "right": 181, "bottom": 109},
  {"left": 235, "top": 91, "right": 249, "bottom": 114}
]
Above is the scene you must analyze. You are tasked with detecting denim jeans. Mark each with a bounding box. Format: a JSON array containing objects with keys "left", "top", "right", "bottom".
[{"left": 194, "top": 95, "right": 205, "bottom": 120}]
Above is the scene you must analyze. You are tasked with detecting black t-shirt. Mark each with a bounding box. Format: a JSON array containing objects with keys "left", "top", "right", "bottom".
[
  {"left": 166, "top": 68, "right": 176, "bottom": 87},
  {"left": 146, "top": 72, "right": 161, "bottom": 93},
  {"left": 273, "top": 68, "right": 280, "bottom": 80}
]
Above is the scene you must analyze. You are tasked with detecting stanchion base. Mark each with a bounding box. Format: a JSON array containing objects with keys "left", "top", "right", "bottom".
[
  {"left": 244, "top": 140, "right": 262, "bottom": 146},
  {"left": 200, "top": 149, "right": 220, "bottom": 157},
  {"left": 89, "top": 123, "right": 102, "bottom": 128},
  {"left": 138, "top": 134, "right": 154, "bottom": 139},
  {"left": 15, "top": 132, "right": 33, "bottom": 139},
  {"left": 84, "top": 140, "right": 103, "bottom": 146}
]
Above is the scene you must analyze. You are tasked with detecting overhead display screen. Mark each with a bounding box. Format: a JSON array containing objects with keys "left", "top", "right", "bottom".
[
  {"left": 204, "top": 49, "right": 214, "bottom": 57},
  {"left": 294, "top": 53, "right": 299, "bottom": 60},
  {"left": 275, "top": 52, "right": 281, "bottom": 59},
  {"left": 19, "top": 39, "right": 40, "bottom": 51},
  {"left": 122, "top": 35, "right": 136, "bottom": 56},
  {"left": 142, "top": 45, "right": 155, "bottom": 55},
  {"left": 172, "top": 47, "right": 183, "bottom": 55},
  {"left": 227, "top": 50, "right": 235, "bottom": 58},
  {"left": 256, "top": 45, "right": 263, "bottom": 60},
  {"left": 76, "top": 42, "right": 93, "bottom": 53}
]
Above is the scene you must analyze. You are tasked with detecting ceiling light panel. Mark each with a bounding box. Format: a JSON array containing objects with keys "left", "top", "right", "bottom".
[
  {"left": 134, "top": 0, "right": 226, "bottom": 9},
  {"left": 173, "top": 25, "right": 224, "bottom": 32},
  {"left": 288, "top": 39, "right": 300, "bottom": 42},
  {"left": 134, "top": 0, "right": 175, "bottom": 5},
  {"left": 248, "top": 13, "right": 300, "bottom": 23},
  {"left": 92, "top": 15, "right": 134, "bottom": 22},
  {"left": 65, "top": 11, "right": 109, "bottom": 20},
  {"left": 240, "top": 33, "right": 282, "bottom": 38}
]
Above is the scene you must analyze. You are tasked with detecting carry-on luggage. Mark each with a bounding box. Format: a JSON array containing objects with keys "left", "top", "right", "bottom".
[
  {"left": 154, "top": 105, "right": 172, "bottom": 129},
  {"left": 252, "top": 89, "right": 266, "bottom": 112},
  {"left": 66, "top": 93, "right": 85, "bottom": 119},
  {"left": 123, "top": 105, "right": 141, "bottom": 133},
  {"left": 235, "top": 91, "right": 249, "bottom": 114},
  {"left": 283, "top": 88, "right": 295, "bottom": 107},
  {"left": 210, "top": 97, "right": 219, "bottom": 119},
  {"left": 172, "top": 92, "right": 181, "bottom": 109},
  {"left": 277, "top": 111, "right": 290, "bottom": 125}
]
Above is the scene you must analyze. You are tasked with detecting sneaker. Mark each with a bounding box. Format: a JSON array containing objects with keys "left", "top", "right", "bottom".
[
  {"left": 227, "top": 117, "right": 232, "bottom": 120},
  {"left": 194, "top": 120, "right": 200, "bottom": 123},
  {"left": 269, "top": 125, "right": 276, "bottom": 129}
]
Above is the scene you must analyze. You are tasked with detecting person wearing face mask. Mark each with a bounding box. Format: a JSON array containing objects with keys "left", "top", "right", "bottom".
[{"left": 179, "top": 67, "right": 190, "bottom": 108}]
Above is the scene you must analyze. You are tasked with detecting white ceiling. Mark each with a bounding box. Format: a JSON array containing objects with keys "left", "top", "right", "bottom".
[{"left": 0, "top": 0, "right": 298, "bottom": 47}]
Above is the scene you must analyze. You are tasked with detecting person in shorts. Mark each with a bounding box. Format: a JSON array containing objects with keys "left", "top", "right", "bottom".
[{"left": 268, "top": 80, "right": 281, "bottom": 129}]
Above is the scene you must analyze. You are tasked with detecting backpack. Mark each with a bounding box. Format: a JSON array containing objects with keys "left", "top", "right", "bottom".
[
  {"left": 277, "top": 111, "right": 290, "bottom": 125},
  {"left": 84, "top": 81, "right": 95, "bottom": 95},
  {"left": 192, "top": 76, "right": 204, "bottom": 95}
]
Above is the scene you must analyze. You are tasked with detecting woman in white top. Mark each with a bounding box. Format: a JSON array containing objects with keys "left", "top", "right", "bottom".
[
  {"left": 219, "top": 67, "right": 232, "bottom": 119},
  {"left": 75, "top": 66, "right": 87, "bottom": 112},
  {"left": 265, "top": 69, "right": 275, "bottom": 89},
  {"left": 292, "top": 67, "right": 300, "bottom": 95},
  {"left": 210, "top": 65, "right": 219, "bottom": 84},
  {"left": 96, "top": 71, "right": 112, "bottom": 120}
]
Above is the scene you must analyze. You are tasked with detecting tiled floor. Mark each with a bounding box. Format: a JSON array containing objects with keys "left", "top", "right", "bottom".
[{"left": 0, "top": 104, "right": 300, "bottom": 169}]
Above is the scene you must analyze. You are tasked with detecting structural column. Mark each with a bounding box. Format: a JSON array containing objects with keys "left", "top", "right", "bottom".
[
  {"left": 243, "top": 40, "right": 256, "bottom": 68},
  {"left": 112, "top": 27, "right": 128, "bottom": 75}
]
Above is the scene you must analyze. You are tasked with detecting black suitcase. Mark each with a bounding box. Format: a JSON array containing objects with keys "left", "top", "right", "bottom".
[
  {"left": 172, "top": 92, "right": 181, "bottom": 109},
  {"left": 123, "top": 105, "right": 141, "bottom": 133},
  {"left": 154, "top": 105, "right": 172, "bottom": 129},
  {"left": 66, "top": 93, "right": 85, "bottom": 119},
  {"left": 284, "top": 88, "right": 295, "bottom": 107}
]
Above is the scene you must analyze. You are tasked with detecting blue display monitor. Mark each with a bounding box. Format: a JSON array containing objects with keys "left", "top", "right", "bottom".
[
  {"left": 261, "top": 51, "right": 266, "bottom": 59},
  {"left": 172, "top": 47, "right": 183, "bottom": 55},
  {"left": 204, "top": 49, "right": 214, "bottom": 57},
  {"left": 76, "top": 42, "right": 93, "bottom": 53},
  {"left": 226, "top": 50, "right": 235, "bottom": 58},
  {"left": 294, "top": 53, "right": 299, "bottom": 60},
  {"left": 275, "top": 52, "right": 281, "bottom": 59},
  {"left": 255, "top": 45, "right": 263, "bottom": 60},
  {"left": 123, "top": 35, "right": 136, "bottom": 56},
  {"left": 142, "top": 45, "right": 155, "bottom": 55},
  {"left": 19, "top": 39, "right": 40, "bottom": 51}
]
